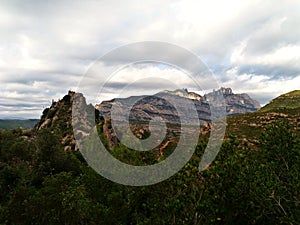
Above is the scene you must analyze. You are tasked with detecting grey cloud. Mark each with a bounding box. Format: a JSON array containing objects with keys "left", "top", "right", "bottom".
[
  {"left": 237, "top": 65, "right": 300, "bottom": 79},
  {"left": 0, "top": 0, "right": 299, "bottom": 118},
  {"left": 103, "top": 80, "right": 182, "bottom": 92},
  {"left": 243, "top": 17, "right": 300, "bottom": 56}
]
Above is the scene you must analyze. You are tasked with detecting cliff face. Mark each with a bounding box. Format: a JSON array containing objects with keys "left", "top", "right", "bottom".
[
  {"left": 96, "top": 95, "right": 210, "bottom": 125},
  {"left": 35, "top": 91, "right": 117, "bottom": 151},
  {"left": 94, "top": 87, "right": 260, "bottom": 148},
  {"left": 95, "top": 87, "right": 261, "bottom": 124},
  {"left": 204, "top": 87, "right": 261, "bottom": 116},
  {"left": 35, "top": 91, "right": 78, "bottom": 151},
  {"left": 35, "top": 91, "right": 98, "bottom": 151},
  {"left": 36, "top": 91, "right": 75, "bottom": 131}
]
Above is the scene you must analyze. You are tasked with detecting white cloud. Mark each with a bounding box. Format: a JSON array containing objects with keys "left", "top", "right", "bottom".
[
  {"left": 232, "top": 43, "right": 300, "bottom": 70},
  {"left": 222, "top": 66, "right": 300, "bottom": 105}
]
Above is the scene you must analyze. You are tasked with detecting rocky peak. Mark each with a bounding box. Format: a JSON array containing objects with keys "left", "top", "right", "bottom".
[
  {"left": 160, "top": 89, "right": 203, "bottom": 101},
  {"left": 221, "top": 87, "right": 233, "bottom": 95},
  {"left": 213, "top": 87, "right": 233, "bottom": 95},
  {"left": 35, "top": 90, "right": 93, "bottom": 151},
  {"left": 204, "top": 88, "right": 260, "bottom": 116},
  {"left": 36, "top": 91, "right": 75, "bottom": 130}
]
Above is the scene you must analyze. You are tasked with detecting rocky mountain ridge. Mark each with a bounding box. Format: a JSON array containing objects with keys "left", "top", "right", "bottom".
[
  {"left": 36, "top": 88, "right": 261, "bottom": 151},
  {"left": 35, "top": 91, "right": 96, "bottom": 151},
  {"left": 95, "top": 87, "right": 261, "bottom": 124}
]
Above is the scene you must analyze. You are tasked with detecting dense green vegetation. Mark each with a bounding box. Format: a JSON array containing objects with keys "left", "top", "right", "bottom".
[
  {"left": 0, "top": 117, "right": 299, "bottom": 224},
  {"left": 0, "top": 119, "right": 39, "bottom": 130},
  {"left": 226, "top": 101, "right": 300, "bottom": 143}
]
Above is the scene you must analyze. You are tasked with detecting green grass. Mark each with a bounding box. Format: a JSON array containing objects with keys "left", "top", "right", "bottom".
[{"left": 259, "top": 90, "right": 300, "bottom": 112}]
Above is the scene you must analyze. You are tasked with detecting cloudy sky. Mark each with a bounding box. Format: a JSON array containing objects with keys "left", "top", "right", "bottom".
[{"left": 0, "top": 0, "right": 299, "bottom": 118}]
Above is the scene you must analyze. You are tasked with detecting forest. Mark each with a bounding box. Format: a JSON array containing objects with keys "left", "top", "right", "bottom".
[{"left": 0, "top": 119, "right": 299, "bottom": 225}]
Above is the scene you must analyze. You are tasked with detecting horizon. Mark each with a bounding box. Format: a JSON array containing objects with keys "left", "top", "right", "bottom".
[
  {"left": 0, "top": 1, "right": 299, "bottom": 119},
  {"left": 0, "top": 86, "right": 286, "bottom": 120}
]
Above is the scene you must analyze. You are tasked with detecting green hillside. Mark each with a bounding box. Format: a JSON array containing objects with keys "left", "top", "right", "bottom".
[
  {"left": 226, "top": 107, "right": 299, "bottom": 140},
  {"left": 225, "top": 90, "right": 300, "bottom": 144},
  {"left": 259, "top": 90, "right": 300, "bottom": 112},
  {"left": 0, "top": 119, "right": 39, "bottom": 130}
]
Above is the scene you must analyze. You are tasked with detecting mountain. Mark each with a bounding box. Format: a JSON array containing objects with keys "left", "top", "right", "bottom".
[
  {"left": 96, "top": 87, "right": 261, "bottom": 125},
  {"left": 259, "top": 90, "right": 300, "bottom": 113},
  {"left": 204, "top": 87, "right": 261, "bottom": 115},
  {"left": 35, "top": 91, "right": 97, "bottom": 151},
  {"left": 0, "top": 119, "right": 39, "bottom": 130},
  {"left": 35, "top": 88, "right": 261, "bottom": 150}
]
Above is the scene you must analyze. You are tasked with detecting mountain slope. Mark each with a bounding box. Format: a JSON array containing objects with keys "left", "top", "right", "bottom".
[
  {"left": 204, "top": 87, "right": 261, "bottom": 115},
  {"left": 36, "top": 88, "right": 261, "bottom": 150},
  {"left": 226, "top": 90, "right": 300, "bottom": 144},
  {"left": 35, "top": 91, "right": 98, "bottom": 151},
  {"left": 259, "top": 90, "right": 300, "bottom": 113},
  {"left": 96, "top": 87, "right": 261, "bottom": 125}
]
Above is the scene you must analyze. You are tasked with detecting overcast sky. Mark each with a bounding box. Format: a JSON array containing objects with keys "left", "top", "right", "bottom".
[{"left": 0, "top": 0, "right": 299, "bottom": 118}]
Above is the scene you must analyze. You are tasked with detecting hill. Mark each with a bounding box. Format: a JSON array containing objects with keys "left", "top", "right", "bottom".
[
  {"left": 224, "top": 90, "right": 300, "bottom": 146},
  {"left": 259, "top": 90, "right": 300, "bottom": 112},
  {"left": 0, "top": 119, "right": 39, "bottom": 129},
  {"left": 226, "top": 108, "right": 300, "bottom": 142}
]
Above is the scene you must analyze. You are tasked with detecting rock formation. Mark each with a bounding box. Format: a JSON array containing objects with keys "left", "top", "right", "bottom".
[{"left": 36, "top": 88, "right": 261, "bottom": 151}]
